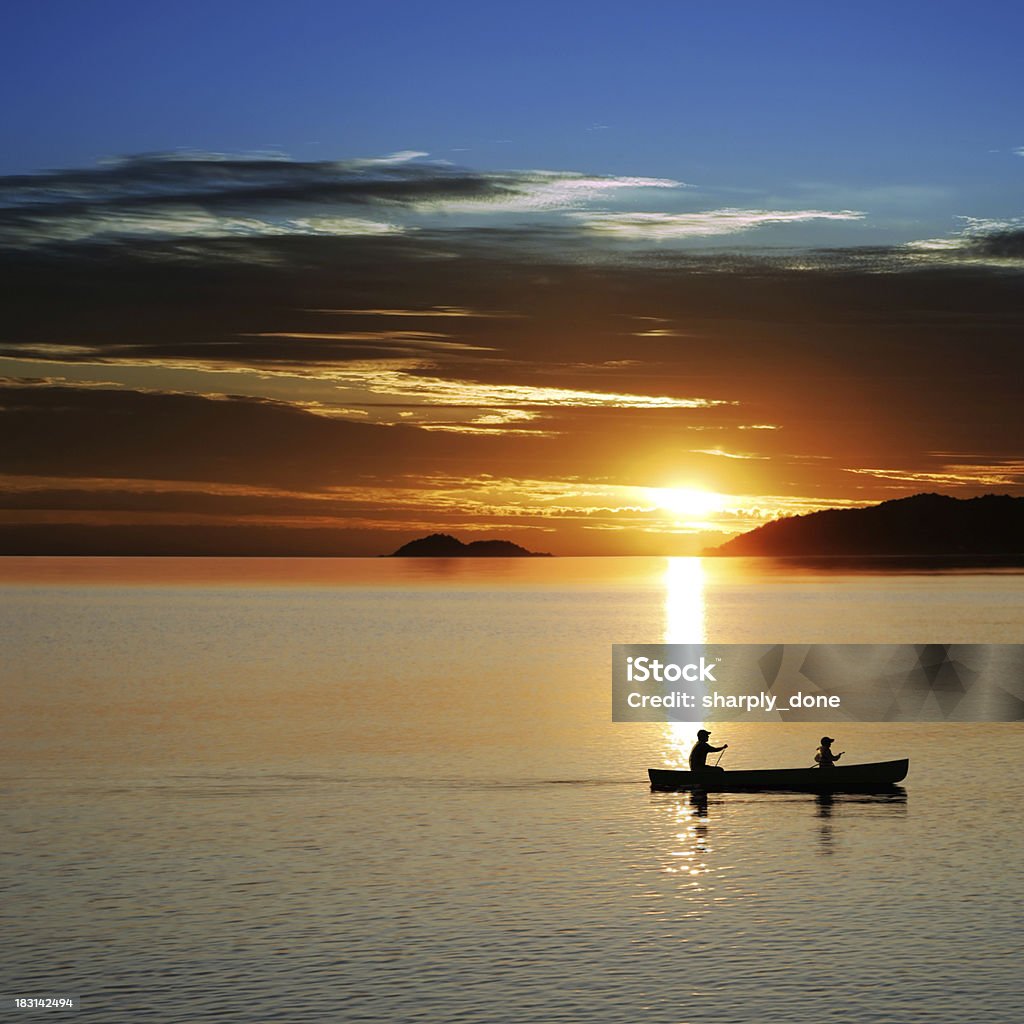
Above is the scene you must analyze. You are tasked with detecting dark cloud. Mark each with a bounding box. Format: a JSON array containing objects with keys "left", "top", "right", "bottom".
[
  {"left": 0, "top": 384, "right": 518, "bottom": 488},
  {"left": 0, "top": 153, "right": 674, "bottom": 247},
  {"left": 1, "top": 230, "right": 1021, "bottom": 463},
  {"left": 965, "top": 228, "right": 1024, "bottom": 259},
  {"left": 3, "top": 229, "right": 1022, "bottom": 363},
  {"left": 2, "top": 154, "right": 1022, "bottom": 554},
  {"left": 0, "top": 154, "right": 496, "bottom": 213}
]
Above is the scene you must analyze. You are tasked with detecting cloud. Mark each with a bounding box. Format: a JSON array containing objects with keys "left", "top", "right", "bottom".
[
  {"left": 246, "top": 331, "right": 497, "bottom": 355},
  {"left": 576, "top": 208, "right": 865, "bottom": 239},
  {"left": 418, "top": 409, "right": 560, "bottom": 436},
  {"left": 357, "top": 151, "right": 430, "bottom": 165},
  {"left": 904, "top": 217, "right": 1024, "bottom": 264},
  {"left": 0, "top": 383, "right": 516, "bottom": 488},
  {"left": 0, "top": 152, "right": 682, "bottom": 249},
  {"left": 417, "top": 171, "right": 681, "bottom": 214},
  {"left": 286, "top": 360, "right": 731, "bottom": 411},
  {"left": 690, "top": 448, "right": 768, "bottom": 460},
  {"left": 3, "top": 150, "right": 1018, "bottom": 278},
  {"left": 6, "top": 150, "right": 1015, "bottom": 273},
  {"left": 4, "top": 208, "right": 407, "bottom": 246},
  {"left": 962, "top": 227, "right": 1024, "bottom": 260},
  {"left": 844, "top": 461, "right": 1024, "bottom": 488},
  {"left": 1, "top": 157, "right": 1022, "bottom": 557},
  {"left": 307, "top": 306, "right": 521, "bottom": 319}
]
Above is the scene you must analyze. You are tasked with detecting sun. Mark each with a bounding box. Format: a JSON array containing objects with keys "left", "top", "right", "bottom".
[{"left": 648, "top": 486, "right": 727, "bottom": 519}]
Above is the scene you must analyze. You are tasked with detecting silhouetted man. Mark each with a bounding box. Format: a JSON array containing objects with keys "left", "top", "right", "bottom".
[{"left": 689, "top": 728, "right": 728, "bottom": 772}]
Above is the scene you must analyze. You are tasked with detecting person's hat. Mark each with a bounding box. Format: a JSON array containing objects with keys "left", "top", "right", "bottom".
[
  {"left": 697, "top": 729, "right": 711, "bottom": 738},
  {"left": 820, "top": 736, "right": 835, "bottom": 744}
]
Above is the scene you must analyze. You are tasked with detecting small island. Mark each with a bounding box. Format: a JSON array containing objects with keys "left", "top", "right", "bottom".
[
  {"left": 706, "top": 493, "right": 1024, "bottom": 557},
  {"left": 389, "top": 533, "right": 553, "bottom": 557}
]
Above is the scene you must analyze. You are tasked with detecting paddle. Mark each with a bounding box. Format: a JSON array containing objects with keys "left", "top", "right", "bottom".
[{"left": 713, "top": 746, "right": 727, "bottom": 767}]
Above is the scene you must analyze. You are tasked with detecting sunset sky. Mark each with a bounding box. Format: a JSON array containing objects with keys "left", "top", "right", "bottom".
[{"left": 2, "top": 1, "right": 1022, "bottom": 554}]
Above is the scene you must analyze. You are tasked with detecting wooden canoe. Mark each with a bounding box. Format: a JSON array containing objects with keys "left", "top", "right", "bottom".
[{"left": 648, "top": 758, "right": 908, "bottom": 792}]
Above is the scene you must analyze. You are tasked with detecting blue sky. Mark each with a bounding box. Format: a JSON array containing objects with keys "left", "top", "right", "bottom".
[{"left": 4, "top": 1, "right": 1022, "bottom": 242}]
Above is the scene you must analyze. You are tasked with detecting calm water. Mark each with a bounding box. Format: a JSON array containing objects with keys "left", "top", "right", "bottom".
[{"left": 2, "top": 557, "right": 1023, "bottom": 1022}]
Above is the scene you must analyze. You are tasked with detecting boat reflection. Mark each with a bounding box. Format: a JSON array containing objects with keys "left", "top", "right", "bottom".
[
  {"left": 650, "top": 785, "right": 908, "bottom": 878},
  {"left": 814, "top": 786, "right": 907, "bottom": 853},
  {"left": 689, "top": 788, "right": 709, "bottom": 818}
]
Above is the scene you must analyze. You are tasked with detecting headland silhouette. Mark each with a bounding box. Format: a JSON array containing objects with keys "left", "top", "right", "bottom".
[{"left": 707, "top": 493, "right": 1024, "bottom": 557}]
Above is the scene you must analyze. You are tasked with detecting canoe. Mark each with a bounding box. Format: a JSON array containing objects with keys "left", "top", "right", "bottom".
[{"left": 648, "top": 758, "right": 908, "bottom": 792}]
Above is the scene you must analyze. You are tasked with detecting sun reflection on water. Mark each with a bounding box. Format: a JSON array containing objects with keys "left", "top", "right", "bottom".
[
  {"left": 643, "top": 560, "right": 718, "bottom": 902},
  {"left": 661, "top": 793, "right": 712, "bottom": 882},
  {"left": 663, "top": 556, "right": 706, "bottom": 645},
  {"left": 631, "top": 792, "right": 719, "bottom": 923},
  {"left": 662, "top": 557, "right": 707, "bottom": 766}
]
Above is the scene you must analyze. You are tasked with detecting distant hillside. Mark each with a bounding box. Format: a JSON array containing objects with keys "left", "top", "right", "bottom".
[
  {"left": 389, "top": 533, "right": 552, "bottom": 557},
  {"left": 707, "top": 493, "right": 1024, "bottom": 556}
]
